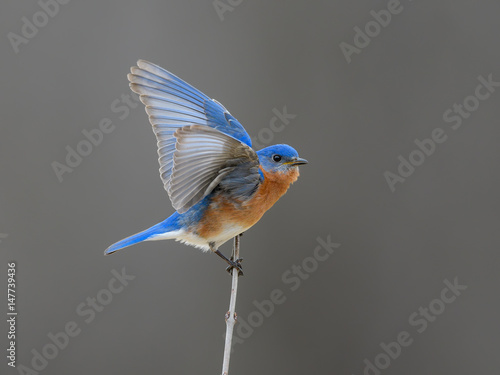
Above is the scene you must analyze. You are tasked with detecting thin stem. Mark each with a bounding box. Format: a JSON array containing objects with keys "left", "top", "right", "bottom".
[{"left": 221, "top": 234, "right": 241, "bottom": 375}]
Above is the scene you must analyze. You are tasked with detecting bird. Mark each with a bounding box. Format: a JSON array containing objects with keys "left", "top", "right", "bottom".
[{"left": 104, "top": 60, "right": 307, "bottom": 275}]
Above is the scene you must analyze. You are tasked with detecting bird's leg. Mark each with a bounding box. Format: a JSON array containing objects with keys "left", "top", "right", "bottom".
[{"left": 212, "top": 242, "right": 243, "bottom": 276}]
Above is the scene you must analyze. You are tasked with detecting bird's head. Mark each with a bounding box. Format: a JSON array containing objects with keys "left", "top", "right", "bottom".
[{"left": 256, "top": 144, "right": 308, "bottom": 173}]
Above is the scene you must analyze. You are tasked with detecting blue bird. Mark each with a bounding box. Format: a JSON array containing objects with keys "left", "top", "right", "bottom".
[{"left": 105, "top": 60, "right": 307, "bottom": 274}]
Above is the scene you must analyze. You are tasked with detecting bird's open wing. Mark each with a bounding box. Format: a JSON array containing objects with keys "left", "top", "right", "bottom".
[
  {"left": 128, "top": 60, "right": 252, "bottom": 196},
  {"left": 169, "top": 125, "right": 260, "bottom": 213}
]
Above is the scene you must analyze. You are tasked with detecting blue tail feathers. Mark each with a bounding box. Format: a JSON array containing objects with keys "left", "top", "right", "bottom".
[{"left": 104, "top": 213, "right": 182, "bottom": 255}]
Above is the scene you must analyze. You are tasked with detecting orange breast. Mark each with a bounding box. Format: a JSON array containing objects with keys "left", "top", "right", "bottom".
[{"left": 197, "top": 167, "right": 300, "bottom": 239}]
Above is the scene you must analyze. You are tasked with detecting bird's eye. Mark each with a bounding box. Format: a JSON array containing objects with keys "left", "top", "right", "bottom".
[{"left": 272, "top": 154, "right": 282, "bottom": 162}]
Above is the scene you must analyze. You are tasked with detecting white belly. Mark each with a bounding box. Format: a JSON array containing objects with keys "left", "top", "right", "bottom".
[{"left": 146, "top": 223, "right": 247, "bottom": 252}]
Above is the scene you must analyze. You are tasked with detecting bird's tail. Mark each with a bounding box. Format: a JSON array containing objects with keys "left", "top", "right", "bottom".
[{"left": 104, "top": 214, "right": 181, "bottom": 255}]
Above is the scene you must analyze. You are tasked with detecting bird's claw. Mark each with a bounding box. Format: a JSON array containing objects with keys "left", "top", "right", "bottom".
[{"left": 226, "top": 258, "right": 244, "bottom": 276}]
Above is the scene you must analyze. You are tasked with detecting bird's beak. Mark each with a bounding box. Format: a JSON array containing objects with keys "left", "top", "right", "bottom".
[{"left": 291, "top": 157, "right": 308, "bottom": 166}]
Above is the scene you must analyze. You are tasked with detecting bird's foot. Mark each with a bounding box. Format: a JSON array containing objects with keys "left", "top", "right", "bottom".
[
  {"left": 214, "top": 249, "right": 244, "bottom": 276},
  {"left": 226, "top": 258, "right": 244, "bottom": 276}
]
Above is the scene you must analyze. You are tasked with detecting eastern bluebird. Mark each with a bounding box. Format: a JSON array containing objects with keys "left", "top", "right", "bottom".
[{"left": 105, "top": 60, "right": 307, "bottom": 274}]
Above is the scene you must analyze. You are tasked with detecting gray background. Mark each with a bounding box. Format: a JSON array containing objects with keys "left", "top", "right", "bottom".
[{"left": 1, "top": 0, "right": 499, "bottom": 374}]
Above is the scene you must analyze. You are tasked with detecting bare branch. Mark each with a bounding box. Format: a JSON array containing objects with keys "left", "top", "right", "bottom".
[{"left": 221, "top": 234, "right": 241, "bottom": 375}]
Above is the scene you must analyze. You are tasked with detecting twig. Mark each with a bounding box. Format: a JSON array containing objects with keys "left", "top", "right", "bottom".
[{"left": 221, "top": 234, "right": 241, "bottom": 375}]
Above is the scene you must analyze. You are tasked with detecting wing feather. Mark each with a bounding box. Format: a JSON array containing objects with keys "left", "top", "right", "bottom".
[
  {"left": 128, "top": 60, "right": 252, "bottom": 198},
  {"left": 168, "top": 125, "right": 260, "bottom": 213}
]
